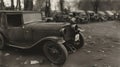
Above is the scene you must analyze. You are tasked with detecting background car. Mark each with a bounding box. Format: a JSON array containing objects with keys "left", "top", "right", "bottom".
[
  {"left": 69, "top": 10, "right": 88, "bottom": 24},
  {"left": 53, "top": 12, "right": 69, "bottom": 22},
  {"left": 105, "top": 10, "right": 114, "bottom": 20},
  {"left": 111, "top": 10, "right": 119, "bottom": 20},
  {"left": 97, "top": 11, "right": 108, "bottom": 21},
  {"left": 86, "top": 10, "right": 98, "bottom": 22}
]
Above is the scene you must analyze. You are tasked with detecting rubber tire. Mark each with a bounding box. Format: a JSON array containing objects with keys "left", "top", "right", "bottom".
[
  {"left": 75, "top": 33, "right": 84, "bottom": 49},
  {"left": 43, "top": 41, "right": 68, "bottom": 65},
  {"left": 0, "top": 34, "right": 5, "bottom": 50}
]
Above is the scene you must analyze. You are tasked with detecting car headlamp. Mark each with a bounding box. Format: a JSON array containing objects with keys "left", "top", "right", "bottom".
[
  {"left": 71, "top": 24, "right": 78, "bottom": 31},
  {"left": 60, "top": 28, "right": 66, "bottom": 35}
]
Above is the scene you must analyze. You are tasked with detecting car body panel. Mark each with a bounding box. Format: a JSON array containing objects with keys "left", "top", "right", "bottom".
[
  {"left": 105, "top": 10, "right": 114, "bottom": 20},
  {"left": 0, "top": 11, "right": 72, "bottom": 49},
  {"left": 8, "top": 36, "right": 65, "bottom": 49},
  {"left": 24, "top": 22, "right": 68, "bottom": 43}
]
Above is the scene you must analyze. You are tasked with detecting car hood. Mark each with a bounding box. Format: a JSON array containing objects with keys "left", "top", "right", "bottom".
[
  {"left": 25, "top": 22, "right": 69, "bottom": 30},
  {"left": 24, "top": 22, "right": 70, "bottom": 41}
]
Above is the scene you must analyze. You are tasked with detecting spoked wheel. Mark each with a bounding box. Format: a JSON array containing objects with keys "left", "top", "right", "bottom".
[
  {"left": 43, "top": 41, "right": 68, "bottom": 65},
  {"left": 74, "top": 32, "right": 84, "bottom": 49},
  {"left": 0, "top": 34, "right": 5, "bottom": 50}
]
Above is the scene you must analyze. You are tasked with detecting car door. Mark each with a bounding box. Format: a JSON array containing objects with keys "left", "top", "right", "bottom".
[
  {"left": 7, "top": 13, "right": 33, "bottom": 46},
  {"left": 8, "top": 27, "right": 25, "bottom": 44},
  {"left": 6, "top": 13, "right": 25, "bottom": 44}
]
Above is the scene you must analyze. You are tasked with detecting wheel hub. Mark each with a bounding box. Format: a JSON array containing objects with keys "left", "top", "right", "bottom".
[{"left": 75, "top": 34, "right": 80, "bottom": 41}]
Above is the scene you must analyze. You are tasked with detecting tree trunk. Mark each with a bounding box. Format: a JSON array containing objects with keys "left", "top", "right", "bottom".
[
  {"left": 16, "top": 0, "right": 21, "bottom": 10},
  {"left": 11, "top": 0, "right": 14, "bottom": 10},
  {"left": 34, "top": 0, "right": 45, "bottom": 11},
  {"left": 60, "top": 0, "right": 64, "bottom": 13},
  {"left": 24, "top": 0, "right": 33, "bottom": 10},
  {"left": 92, "top": 0, "right": 100, "bottom": 13},
  {"left": 0, "top": 0, "right": 5, "bottom": 10},
  {"left": 45, "top": 0, "right": 51, "bottom": 17}
]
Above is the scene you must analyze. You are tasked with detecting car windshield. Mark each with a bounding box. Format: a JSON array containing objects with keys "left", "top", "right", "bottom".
[{"left": 23, "top": 13, "right": 42, "bottom": 24}]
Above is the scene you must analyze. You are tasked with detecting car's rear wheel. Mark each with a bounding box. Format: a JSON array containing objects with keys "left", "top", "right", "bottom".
[
  {"left": 43, "top": 41, "right": 68, "bottom": 65},
  {"left": 74, "top": 33, "right": 84, "bottom": 49},
  {"left": 0, "top": 34, "right": 5, "bottom": 50}
]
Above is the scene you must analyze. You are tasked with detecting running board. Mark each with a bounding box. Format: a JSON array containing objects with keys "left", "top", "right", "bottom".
[{"left": 8, "top": 43, "right": 33, "bottom": 49}]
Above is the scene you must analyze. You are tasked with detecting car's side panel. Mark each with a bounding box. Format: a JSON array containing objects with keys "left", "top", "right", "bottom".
[
  {"left": 24, "top": 27, "right": 33, "bottom": 43},
  {"left": 25, "top": 23, "right": 67, "bottom": 42},
  {"left": 7, "top": 27, "right": 25, "bottom": 43},
  {"left": 29, "top": 36, "right": 65, "bottom": 49},
  {"left": 8, "top": 36, "right": 65, "bottom": 49}
]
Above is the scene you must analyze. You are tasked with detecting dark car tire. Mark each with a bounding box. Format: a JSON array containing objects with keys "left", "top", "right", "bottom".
[
  {"left": 43, "top": 41, "right": 68, "bottom": 65},
  {"left": 74, "top": 32, "right": 84, "bottom": 49},
  {"left": 0, "top": 34, "right": 5, "bottom": 50}
]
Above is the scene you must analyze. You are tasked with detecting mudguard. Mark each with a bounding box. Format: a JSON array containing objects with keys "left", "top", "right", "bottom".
[
  {"left": 78, "top": 27, "right": 85, "bottom": 32},
  {"left": 30, "top": 36, "right": 65, "bottom": 48},
  {"left": 6, "top": 36, "right": 65, "bottom": 49}
]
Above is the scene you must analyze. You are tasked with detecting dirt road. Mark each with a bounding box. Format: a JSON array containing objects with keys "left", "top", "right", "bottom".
[{"left": 0, "top": 21, "right": 120, "bottom": 67}]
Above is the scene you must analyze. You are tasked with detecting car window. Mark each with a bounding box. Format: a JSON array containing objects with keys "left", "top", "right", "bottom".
[
  {"left": 23, "top": 13, "right": 42, "bottom": 24},
  {"left": 7, "top": 14, "right": 22, "bottom": 27}
]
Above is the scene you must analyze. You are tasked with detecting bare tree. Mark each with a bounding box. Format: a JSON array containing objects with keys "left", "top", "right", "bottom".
[
  {"left": 24, "top": 0, "right": 33, "bottom": 10},
  {"left": 34, "top": 0, "right": 45, "bottom": 11},
  {"left": 24, "top": 0, "right": 28, "bottom": 10},
  {"left": 91, "top": 0, "right": 100, "bottom": 13},
  {"left": 77, "top": 0, "right": 100, "bottom": 12},
  {"left": 78, "top": 0, "right": 92, "bottom": 11},
  {"left": 59, "top": 0, "right": 64, "bottom": 12},
  {"left": 0, "top": 0, "right": 5, "bottom": 10},
  {"left": 45, "top": 0, "right": 51, "bottom": 17},
  {"left": 77, "top": 0, "right": 120, "bottom": 11},
  {"left": 16, "top": 0, "right": 21, "bottom": 10},
  {"left": 11, "top": 0, "right": 14, "bottom": 10}
]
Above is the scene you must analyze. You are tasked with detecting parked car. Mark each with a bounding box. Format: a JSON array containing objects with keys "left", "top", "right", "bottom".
[
  {"left": 111, "top": 10, "right": 119, "bottom": 20},
  {"left": 117, "top": 11, "right": 120, "bottom": 20},
  {"left": 79, "top": 11, "right": 89, "bottom": 23},
  {"left": 86, "top": 11, "right": 97, "bottom": 22},
  {"left": 0, "top": 11, "right": 84, "bottom": 65},
  {"left": 53, "top": 12, "right": 69, "bottom": 22},
  {"left": 44, "top": 17, "right": 54, "bottom": 22},
  {"left": 105, "top": 10, "right": 114, "bottom": 20},
  {"left": 69, "top": 10, "right": 88, "bottom": 24},
  {"left": 97, "top": 11, "right": 107, "bottom": 21}
]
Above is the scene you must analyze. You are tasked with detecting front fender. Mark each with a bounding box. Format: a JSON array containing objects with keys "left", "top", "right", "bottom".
[
  {"left": 32, "top": 36, "right": 65, "bottom": 48},
  {"left": 78, "top": 27, "right": 85, "bottom": 32}
]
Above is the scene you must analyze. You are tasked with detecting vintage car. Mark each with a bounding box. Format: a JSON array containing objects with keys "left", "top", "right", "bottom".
[
  {"left": 97, "top": 11, "right": 107, "bottom": 21},
  {"left": 111, "top": 10, "right": 119, "bottom": 20},
  {"left": 105, "top": 10, "right": 114, "bottom": 20},
  {"left": 86, "top": 11, "right": 98, "bottom": 22},
  {"left": 0, "top": 11, "right": 84, "bottom": 65},
  {"left": 53, "top": 12, "right": 69, "bottom": 22},
  {"left": 70, "top": 10, "right": 88, "bottom": 24}
]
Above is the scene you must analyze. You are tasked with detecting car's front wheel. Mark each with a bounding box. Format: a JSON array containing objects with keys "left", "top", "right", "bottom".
[
  {"left": 43, "top": 41, "right": 68, "bottom": 65},
  {"left": 74, "top": 32, "right": 84, "bottom": 49},
  {"left": 0, "top": 34, "right": 5, "bottom": 50}
]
